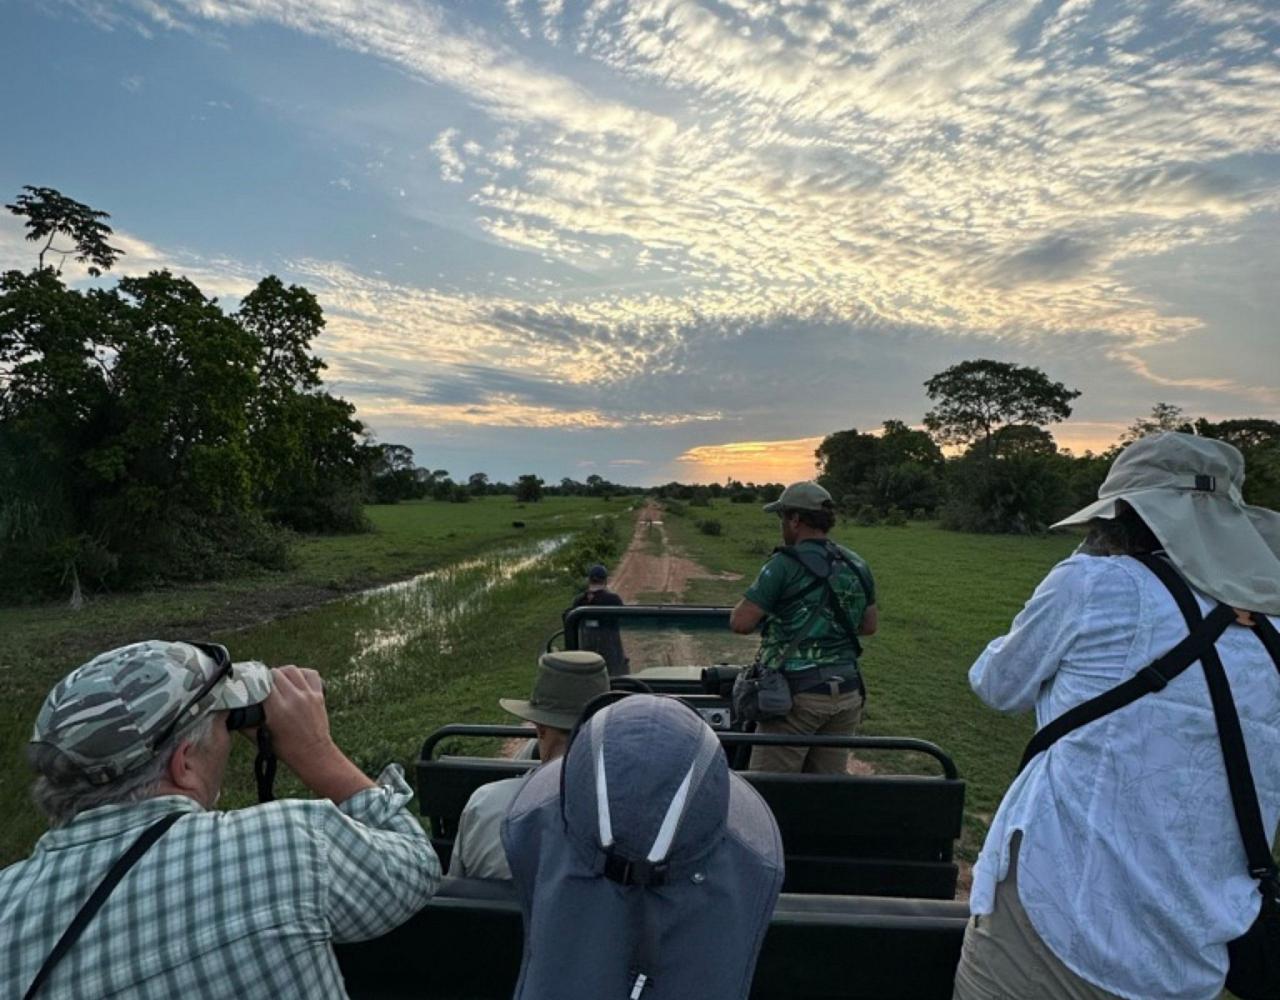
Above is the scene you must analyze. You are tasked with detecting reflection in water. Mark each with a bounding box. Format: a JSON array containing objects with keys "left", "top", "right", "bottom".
[{"left": 340, "top": 535, "right": 568, "bottom": 694}]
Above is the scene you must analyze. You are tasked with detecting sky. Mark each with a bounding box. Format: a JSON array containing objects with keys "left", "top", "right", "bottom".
[{"left": 1, "top": 0, "right": 1277, "bottom": 486}]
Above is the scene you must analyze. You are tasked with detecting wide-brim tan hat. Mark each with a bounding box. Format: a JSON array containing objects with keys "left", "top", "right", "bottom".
[
  {"left": 1053, "top": 432, "right": 1280, "bottom": 615},
  {"left": 500, "top": 651, "right": 609, "bottom": 730}
]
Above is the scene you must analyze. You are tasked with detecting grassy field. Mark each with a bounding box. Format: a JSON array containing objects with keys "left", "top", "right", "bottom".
[
  {"left": 1, "top": 494, "right": 1078, "bottom": 870},
  {"left": 0, "top": 496, "right": 627, "bottom": 864},
  {"left": 662, "top": 501, "right": 1077, "bottom": 863}
]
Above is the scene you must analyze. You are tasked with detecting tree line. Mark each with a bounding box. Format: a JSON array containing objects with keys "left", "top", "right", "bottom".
[
  {"left": 5, "top": 187, "right": 1276, "bottom": 603},
  {"left": 812, "top": 360, "right": 1279, "bottom": 533}
]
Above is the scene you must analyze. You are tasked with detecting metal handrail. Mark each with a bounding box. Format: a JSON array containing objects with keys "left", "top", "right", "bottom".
[
  {"left": 718, "top": 734, "right": 957, "bottom": 779},
  {"left": 420, "top": 724, "right": 537, "bottom": 762},
  {"left": 561, "top": 604, "right": 733, "bottom": 649},
  {"left": 419, "top": 723, "right": 957, "bottom": 779}
]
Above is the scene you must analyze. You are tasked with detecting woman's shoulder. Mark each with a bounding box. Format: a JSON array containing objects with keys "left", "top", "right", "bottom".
[{"left": 1044, "top": 552, "right": 1148, "bottom": 609}]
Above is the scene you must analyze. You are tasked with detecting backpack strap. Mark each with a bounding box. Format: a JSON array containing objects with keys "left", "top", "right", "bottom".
[
  {"left": 1139, "top": 555, "right": 1280, "bottom": 889},
  {"left": 23, "top": 812, "right": 183, "bottom": 1000},
  {"left": 774, "top": 542, "right": 870, "bottom": 655},
  {"left": 1017, "top": 555, "right": 1236, "bottom": 775}
]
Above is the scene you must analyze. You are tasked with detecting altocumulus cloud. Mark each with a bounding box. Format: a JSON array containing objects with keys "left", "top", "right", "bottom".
[{"left": 45, "top": 0, "right": 1280, "bottom": 459}]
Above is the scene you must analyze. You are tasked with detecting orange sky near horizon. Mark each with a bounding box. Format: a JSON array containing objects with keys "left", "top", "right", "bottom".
[{"left": 675, "top": 422, "right": 1128, "bottom": 485}]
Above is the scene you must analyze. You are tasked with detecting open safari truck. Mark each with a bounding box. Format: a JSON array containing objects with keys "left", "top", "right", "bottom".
[{"left": 337, "top": 606, "right": 969, "bottom": 998}]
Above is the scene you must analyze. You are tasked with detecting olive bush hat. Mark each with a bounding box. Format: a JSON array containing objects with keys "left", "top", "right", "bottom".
[
  {"left": 762, "top": 480, "right": 834, "bottom": 513},
  {"left": 500, "top": 651, "right": 609, "bottom": 730},
  {"left": 1054, "top": 432, "right": 1280, "bottom": 615},
  {"left": 30, "top": 640, "right": 273, "bottom": 784}
]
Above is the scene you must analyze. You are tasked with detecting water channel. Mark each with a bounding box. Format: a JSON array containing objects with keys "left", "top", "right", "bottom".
[{"left": 219, "top": 533, "right": 571, "bottom": 704}]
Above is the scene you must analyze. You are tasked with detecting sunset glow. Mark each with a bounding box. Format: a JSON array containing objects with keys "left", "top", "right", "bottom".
[{"left": 2, "top": 1, "right": 1276, "bottom": 482}]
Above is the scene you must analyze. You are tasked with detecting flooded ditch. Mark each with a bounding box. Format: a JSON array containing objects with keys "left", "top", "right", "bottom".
[{"left": 219, "top": 534, "right": 571, "bottom": 703}]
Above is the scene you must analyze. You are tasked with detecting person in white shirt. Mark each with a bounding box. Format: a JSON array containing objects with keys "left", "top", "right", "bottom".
[
  {"left": 448, "top": 651, "right": 608, "bottom": 880},
  {"left": 954, "top": 433, "right": 1280, "bottom": 1000}
]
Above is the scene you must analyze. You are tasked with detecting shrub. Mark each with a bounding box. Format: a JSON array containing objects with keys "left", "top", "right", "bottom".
[
  {"left": 883, "top": 505, "right": 908, "bottom": 527},
  {"left": 853, "top": 504, "right": 880, "bottom": 526},
  {"left": 555, "top": 517, "right": 621, "bottom": 583},
  {"left": 698, "top": 518, "right": 723, "bottom": 536},
  {"left": 940, "top": 453, "right": 1071, "bottom": 534}
]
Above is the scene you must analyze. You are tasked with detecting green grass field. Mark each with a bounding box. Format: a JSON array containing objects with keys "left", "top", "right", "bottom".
[
  {"left": 0, "top": 496, "right": 626, "bottom": 864},
  {"left": 663, "top": 501, "right": 1077, "bottom": 862},
  {"left": 0, "top": 494, "right": 1078, "bottom": 870}
]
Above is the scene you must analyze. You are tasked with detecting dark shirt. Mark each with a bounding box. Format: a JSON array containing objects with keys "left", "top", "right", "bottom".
[{"left": 566, "top": 588, "right": 627, "bottom": 675}]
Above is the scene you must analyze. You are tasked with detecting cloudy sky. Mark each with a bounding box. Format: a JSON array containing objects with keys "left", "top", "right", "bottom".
[{"left": 2, "top": 0, "right": 1277, "bottom": 485}]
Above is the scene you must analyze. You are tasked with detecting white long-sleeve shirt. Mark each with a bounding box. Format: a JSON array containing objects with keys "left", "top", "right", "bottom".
[{"left": 970, "top": 553, "right": 1280, "bottom": 1000}]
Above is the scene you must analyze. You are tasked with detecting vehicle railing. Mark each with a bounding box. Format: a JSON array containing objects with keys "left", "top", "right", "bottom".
[
  {"left": 420, "top": 724, "right": 537, "bottom": 762},
  {"left": 558, "top": 603, "right": 733, "bottom": 650},
  {"left": 420, "top": 724, "right": 957, "bottom": 779}
]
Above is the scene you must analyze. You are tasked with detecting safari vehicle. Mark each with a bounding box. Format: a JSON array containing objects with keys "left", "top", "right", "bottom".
[{"left": 336, "top": 605, "right": 970, "bottom": 999}]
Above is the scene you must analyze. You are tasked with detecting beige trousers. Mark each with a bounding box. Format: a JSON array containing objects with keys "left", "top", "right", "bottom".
[
  {"left": 748, "top": 688, "right": 864, "bottom": 773},
  {"left": 951, "top": 835, "right": 1125, "bottom": 1000}
]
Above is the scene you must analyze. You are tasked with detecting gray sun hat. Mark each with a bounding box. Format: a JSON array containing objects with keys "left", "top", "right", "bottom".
[
  {"left": 499, "top": 651, "right": 609, "bottom": 730},
  {"left": 30, "top": 640, "right": 273, "bottom": 785},
  {"left": 1053, "top": 432, "right": 1280, "bottom": 615},
  {"left": 762, "top": 480, "right": 834, "bottom": 514},
  {"left": 502, "top": 694, "right": 783, "bottom": 999}
]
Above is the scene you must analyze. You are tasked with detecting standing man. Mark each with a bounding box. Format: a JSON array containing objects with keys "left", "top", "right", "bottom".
[
  {"left": 1, "top": 640, "right": 439, "bottom": 1000},
  {"left": 567, "top": 564, "right": 627, "bottom": 675},
  {"left": 730, "top": 481, "right": 878, "bottom": 773},
  {"left": 449, "top": 651, "right": 609, "bottom": 879}
]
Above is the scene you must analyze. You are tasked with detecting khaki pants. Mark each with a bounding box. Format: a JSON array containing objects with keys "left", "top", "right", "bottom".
[
  {"left": 748, "top": 688, "right": 864, "bottom": 774},
  {"left": 952, "top": 834, "right": 1124, "bottom": 1000}
]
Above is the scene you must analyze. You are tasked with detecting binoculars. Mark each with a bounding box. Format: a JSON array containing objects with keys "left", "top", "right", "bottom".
[{"left": 225, "top": 703, "right": 267, "bottom": 731}]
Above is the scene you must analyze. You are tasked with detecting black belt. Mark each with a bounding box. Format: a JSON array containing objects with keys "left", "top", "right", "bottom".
[{"left": 785, "top": 665, "right": 860, "bottom": 695}]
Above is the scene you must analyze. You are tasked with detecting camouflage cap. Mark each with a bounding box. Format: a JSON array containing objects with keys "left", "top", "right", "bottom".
[
  {"left": 762, "top": 480, "right": 833, "bottom": 514},
  {"left": 30, "top": 641, "right": 272, "bottom": 785}
]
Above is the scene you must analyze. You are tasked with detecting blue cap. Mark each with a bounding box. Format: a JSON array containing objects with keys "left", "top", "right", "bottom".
[{"left": 587, "top": 564, "right": 608, "bottom": 582}]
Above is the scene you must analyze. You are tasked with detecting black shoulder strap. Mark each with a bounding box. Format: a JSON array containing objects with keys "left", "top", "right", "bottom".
[
  {"left": 23, "top": 812, "right": 183, "bottom": 1000},
  {"left": 1139, "top": 556, "right": 1279, "bottom": 884},
  {"left": 1253, "top": 614, "right": 1280, "bottom": 674},
  {"left": 773, "top": 546, "right": 828, "bottom": 601},
  {"left": 1018, "top": 556, "right": 1236, "bottom": 775},
  {"left": 775, "top": 543, "right": 873, "bottom": 626}
]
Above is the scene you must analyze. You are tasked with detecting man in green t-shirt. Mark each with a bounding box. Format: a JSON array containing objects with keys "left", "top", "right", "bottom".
[{"left": 730, "top": 481, "right": 878, "bottom": 773}]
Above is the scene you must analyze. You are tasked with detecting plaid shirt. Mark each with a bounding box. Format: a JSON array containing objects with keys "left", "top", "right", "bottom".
[{"left": 0, "top": 765, "right": 439, "bottom": 999}]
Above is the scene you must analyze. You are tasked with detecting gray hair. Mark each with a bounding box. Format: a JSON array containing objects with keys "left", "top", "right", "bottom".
[{"left": 28, "top": 714, "right": 216, "bottom": 826}]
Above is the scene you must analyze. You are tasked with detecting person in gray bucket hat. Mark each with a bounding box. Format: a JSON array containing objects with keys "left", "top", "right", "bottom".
[
  {"left": 1, "top": 641, "right": 440, "bottom": 1000},
  {"left": 448, "top": 650, "right": 610, "bottom": 880},
  {"left": 502, "top": 693, "right": 784, "bottom": 1000},
  {"left": 954, "top": 433, "right": 1280, "bottom": 1000}
]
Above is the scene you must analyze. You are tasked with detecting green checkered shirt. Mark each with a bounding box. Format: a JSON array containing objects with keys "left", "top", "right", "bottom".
[{"left": 0, "top": 765, "right": 439, "bottom": 999}]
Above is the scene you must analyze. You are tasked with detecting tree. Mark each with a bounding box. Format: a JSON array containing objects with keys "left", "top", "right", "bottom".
[
  {"left": 816, "top": 421, "right": 944, "bottom": 515},
  {"left": 924, "top": 360, "right": 1081, "bottom": 459},
  {"left": 984, "top": 424, "right": 1058, "bottom": 458},
  {"left": 815, "top": 428, "right": 880, "bottom": 502},
  {"left": 5, "top": 185, "right": 122, "bottom": 276},
  {"left": 468, "top": 471, "right": 490, "bottom": 496},
  {"left": 0, "top": 186, "right": 372, "bottom": 598},
  {"left": 1121, "top": 402, "right": 1192, "bottom": 444},
  {"left": 369, "top": 443, "right": 420, "bottom": 503},
  {"left": 515, "top": 474, "right": 544, "bottom": 502}
]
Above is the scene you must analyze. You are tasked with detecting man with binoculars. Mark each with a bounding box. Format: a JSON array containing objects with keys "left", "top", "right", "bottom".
[{"left": 1, "top": 640, "right": 440, "bottom": 1000}]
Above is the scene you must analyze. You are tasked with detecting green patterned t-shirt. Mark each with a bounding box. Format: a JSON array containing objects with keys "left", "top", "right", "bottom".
[{"left": 744, "top": 538, "right": 875, "bottom": 672}]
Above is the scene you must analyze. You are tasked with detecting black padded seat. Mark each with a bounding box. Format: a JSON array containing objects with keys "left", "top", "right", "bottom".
[{"left": 335, "top": 881, "right": 967, "bottom": 1000}]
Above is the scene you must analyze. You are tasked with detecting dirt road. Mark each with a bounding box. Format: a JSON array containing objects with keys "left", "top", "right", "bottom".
[{"left": 609, "top": 501, "right": 740, "bottom": 602}]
